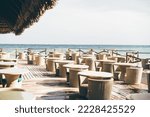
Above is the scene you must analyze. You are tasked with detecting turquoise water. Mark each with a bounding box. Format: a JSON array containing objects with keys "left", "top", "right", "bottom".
[{"left": 0, "top": 44, "right": 150, "bottom": 58}]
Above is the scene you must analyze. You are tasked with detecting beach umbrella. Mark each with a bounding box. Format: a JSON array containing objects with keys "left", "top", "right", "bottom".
[{"left": 0, "top": 0, "right": 57, "bottom": 35}]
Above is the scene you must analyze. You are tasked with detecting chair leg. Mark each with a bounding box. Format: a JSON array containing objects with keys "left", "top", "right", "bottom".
[{"left": 2, "top": 79, "right": 7, "bottom": 88}]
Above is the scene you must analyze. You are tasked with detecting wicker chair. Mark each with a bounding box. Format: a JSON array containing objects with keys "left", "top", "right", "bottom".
[
  {"left": 47, "top": 58, "right": 60, "bottom": 72},
  {"left": 88, "top": 78, "right": 113, "bottom": 100},
  {"left": 85, "top": 58, "right": 95, "bottom": 71},
  {"left": 18, "top": 52, "right": 26, "bottom": 60},
  {"left": 102, "top": 63, "right": 114, "bottom": 73},
  {"left": 69, "top": 68, "right": 84, "bottom": 87},
  {"left": 35, "top": 55, "right": 45, "bottom": 65},
  {"left": 78, "top": 74, "right": 88, "bottom": 97},
  {"left": 125, "top": 67, "right": 143, "bottom": 84},
  {"left": 72, "top": 52, "right": 79, "bottom": 64}
]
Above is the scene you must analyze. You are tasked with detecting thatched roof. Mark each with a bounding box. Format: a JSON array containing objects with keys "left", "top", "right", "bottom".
[{"left": 0, "top": 0, "right": 57, "bottom": 35}]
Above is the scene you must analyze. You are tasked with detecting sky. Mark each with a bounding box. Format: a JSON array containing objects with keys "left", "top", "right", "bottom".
[{"left": 0, "top": 0, "right": 150, "bottom": 45}]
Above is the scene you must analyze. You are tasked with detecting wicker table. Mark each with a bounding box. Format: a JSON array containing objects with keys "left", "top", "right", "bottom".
[
  {"left": 95, "top": 59, "right": 116, "bottom": 72},
  {"left": 0, "top": 62, "right": 17, "bottom": 69},
  {"left": 78, "top": 71, "right": 113, "bottom": 79},
  {"left": 0, "top": 67, "right": 28, "bottom": 87},
  {"left": 63, "top": 64, "right": 89, "bottom": 86},
  {"left": 46, "top": 57, "right": 60, "bottom": 72},
  {"left": 54, "top": 60, "right": 74, "bottom": 77},
  {"left": 78, "top": 71, "right": 113, "bottom": 99},
  {"left": 143, "top": 70, "right": 150, "bottom": 93},
  {"left": 113, "top": 62, "right": 137, "bottom": 80},
  {"left": 0, "top": 58, "right": 17, "bottom": 62}
]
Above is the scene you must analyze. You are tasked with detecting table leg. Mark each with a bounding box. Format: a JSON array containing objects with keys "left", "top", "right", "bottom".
[
  {"left": 147, "top": 74, "right": 150, "bottom": 93},
  {"left": 47, "top": 60, "right": 56, "bottom": 72},
  {"left": 66, "top": 72, "right": 70, "bottom": 85},
  {"left": 55, "top": 63, "right": 59, "bottom": 76},
  {"left": 119, "top": 66, "right": 126, "bottom": 81},
  {"left": 59, "top": 63, "right": 67, "bottom": 77}
]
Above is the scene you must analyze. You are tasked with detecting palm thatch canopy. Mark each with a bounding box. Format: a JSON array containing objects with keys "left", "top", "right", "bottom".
[{"left": 0, "top": 0, "right": 57, "bottom": 35}]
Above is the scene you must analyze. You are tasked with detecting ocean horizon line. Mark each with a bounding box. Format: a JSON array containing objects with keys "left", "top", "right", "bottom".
[
  {"left": 0, "top": 43, "right": 150, "bottom": 58},
  {"left": 0, "top": 43, "right": 150, "bottom": 46}
]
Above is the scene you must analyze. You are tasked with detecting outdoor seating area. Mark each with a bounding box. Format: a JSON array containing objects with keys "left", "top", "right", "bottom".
[
  {"left": 0, "top": 48, "right": 149, "bottom": 100},
  {"left": 0, "top": 1, "right": 150, "bottom": 116}
]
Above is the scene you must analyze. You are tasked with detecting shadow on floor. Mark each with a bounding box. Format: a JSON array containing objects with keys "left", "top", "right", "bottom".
[
  {"left": 36, "top": 90, "right": 87, "bottom": 100},
  {"left": 36, "top": 80, "right": 68, "bottom": 87},
  {"left": 129, "top": 88, "right": 148, "bottom": 93}
]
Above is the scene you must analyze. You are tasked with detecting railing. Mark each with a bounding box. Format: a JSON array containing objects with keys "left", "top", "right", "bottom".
[
  {"left": 76, "top": 48, "right": 143, "bottom": 63},
  {"left": 126, "top": 51, "right": 140, "bottom": 63},
  {"left": 38, "top": 48, "right": 47, "bottom": 57},
  {"left": 1, "top": 47, "right": 150, "bottom": 62}
]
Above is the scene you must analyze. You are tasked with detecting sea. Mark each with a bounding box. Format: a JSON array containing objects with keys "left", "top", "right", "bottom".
[{"left": 0, "top": 44, "right": 150, "bottom": 58}]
